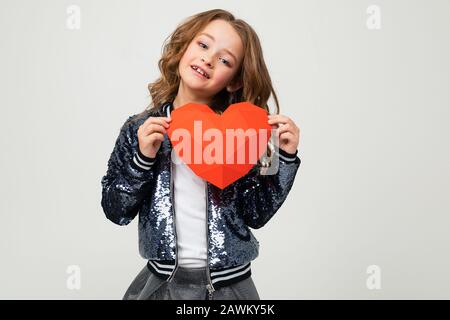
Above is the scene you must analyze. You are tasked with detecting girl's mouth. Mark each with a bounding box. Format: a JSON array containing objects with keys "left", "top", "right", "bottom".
[{"left": 191, "top": 65, "right": 210, "bottom": 79}]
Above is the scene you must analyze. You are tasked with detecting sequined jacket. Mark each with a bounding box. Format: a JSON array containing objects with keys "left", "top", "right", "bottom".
[{"left": 101, "top": 102, "right": 301, "bottom": 295}]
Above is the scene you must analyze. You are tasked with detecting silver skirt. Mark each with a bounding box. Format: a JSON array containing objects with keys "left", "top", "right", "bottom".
[{"left": 122, "top": 264, "right": 260, "bottom": 300}]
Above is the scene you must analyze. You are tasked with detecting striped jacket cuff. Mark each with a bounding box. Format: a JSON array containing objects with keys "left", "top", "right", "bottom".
[
  {"left": 275, "top": 148, "right": 298, "bottom": 163},
  {"left": 131, "top": 148, "right": 156, "bottom": 171}
]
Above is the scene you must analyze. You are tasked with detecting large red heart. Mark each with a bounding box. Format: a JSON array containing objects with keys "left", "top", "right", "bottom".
[{"left": 166, "top": 102, "right": 272, "bottom": 189}]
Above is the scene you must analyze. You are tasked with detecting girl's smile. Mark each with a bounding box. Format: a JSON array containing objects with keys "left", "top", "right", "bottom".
[{"left": 190, "top": 65, "right": 210, "bottom": 80}]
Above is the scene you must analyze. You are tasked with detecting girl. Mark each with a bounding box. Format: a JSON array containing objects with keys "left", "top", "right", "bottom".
[{"left": 101, "top": 8, "right": 301, "bottom": 300}]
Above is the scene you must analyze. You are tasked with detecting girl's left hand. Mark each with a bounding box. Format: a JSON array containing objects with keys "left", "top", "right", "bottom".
[{"left": 268, "top": 114, "right": 301, "bottom": 154}]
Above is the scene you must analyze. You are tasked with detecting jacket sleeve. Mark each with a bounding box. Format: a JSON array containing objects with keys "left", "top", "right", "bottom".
[
  {"left": 101, "top": 115, "right": 157, "bottom": 226},
  {"left": 236, "top": 148, "right": 301, "bottom": 229}
]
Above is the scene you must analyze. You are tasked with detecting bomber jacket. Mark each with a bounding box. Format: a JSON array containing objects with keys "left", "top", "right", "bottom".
[{"left": 101, "top": 102, "right": 301, "bottom": 297}]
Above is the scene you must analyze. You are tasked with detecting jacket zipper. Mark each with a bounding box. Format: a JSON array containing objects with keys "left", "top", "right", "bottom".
[
  {"left": 167, "top": 145, "right": 179, "bottom": 282},
  {"left": 205, "top": 182, "right": 215, "bottom": 299},
  {"left": 164, "top": 102, "right": 213, "bottom": 296},
  {"left": 165, "top": 104, "right": 179, "bottom": 282}
]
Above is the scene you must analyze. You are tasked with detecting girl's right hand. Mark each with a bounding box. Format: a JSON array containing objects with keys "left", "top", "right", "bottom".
[{"left": 137, "top": 116, "right": 171, "bottom": 158}]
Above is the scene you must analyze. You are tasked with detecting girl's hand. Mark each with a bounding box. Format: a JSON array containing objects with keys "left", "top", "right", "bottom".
[
  {"left": 267, "top": 114, "right": 301, "bottom": 154},
  {"left": 137, "top": 116, "right": 171, "bottom": 158}
]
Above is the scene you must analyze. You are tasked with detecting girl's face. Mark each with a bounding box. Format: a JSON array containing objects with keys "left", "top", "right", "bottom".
[{"left": 178, "top": 19, "right": 244, "bottom": 100}]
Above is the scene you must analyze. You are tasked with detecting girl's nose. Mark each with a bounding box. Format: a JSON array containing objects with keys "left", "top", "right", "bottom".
[{"left": 201, "top": 57, "right": 213, "bottom": 68}]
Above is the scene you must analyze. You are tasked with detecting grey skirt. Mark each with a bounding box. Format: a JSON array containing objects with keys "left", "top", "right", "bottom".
[{"left": 123, "top": 264, "right": 260, "bottom": 300}]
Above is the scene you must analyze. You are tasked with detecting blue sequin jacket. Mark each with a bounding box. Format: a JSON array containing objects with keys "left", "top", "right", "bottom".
[{"left": 101, "top": 102, "right": 301, "bottom": 292}]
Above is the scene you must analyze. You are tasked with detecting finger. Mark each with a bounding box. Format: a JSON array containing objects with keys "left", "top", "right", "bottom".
[
  {"left": 142, "top": 116, "right": 156, "bottom": 126},
  {"left": 147, "top": 117, "right": 171, "bottom": 128},
  {"left": 271, "top": 122, "right": 291, "bottom": 133},
  {"left": 280, "top": 130, "right": 294, "bottom": 138},
  {"left": 143, "top": 116, "right": 171, "bottom": 128},
  {"left": 269, "top": 116, "right": 298, "bottom": 131},
  {"left": 276, "top": 123, "right": 293, "bottom": 136},
  {"left": 268, "top": 114, "right": 291, "bottom": 124},
  {"left": 279, "top": 131, "right": 295, "bottom": 142},
  {"left": 144, "top": 123, "right": 167, "bottom": 135},
  {"left": 151, "top": 132, "right": 165, "bottom": 140},
  {"left": 269, "top": 122, "right": 286, "bottom": 132},
  {"left": 268, "top": 118, "right": 289, "bottom": 127},
  {"left": 145, "top": 132, "right": 165, "bottom": 143}
]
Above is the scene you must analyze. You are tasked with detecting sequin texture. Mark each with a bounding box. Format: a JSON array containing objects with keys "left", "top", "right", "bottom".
[{"left": 101, "top": 103, "right": 301, "bottom": 269}]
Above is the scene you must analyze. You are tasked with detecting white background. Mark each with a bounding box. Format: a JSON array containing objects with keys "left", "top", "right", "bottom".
[{"left": 0, "top": 0, "right": 449, "bottom": 299}]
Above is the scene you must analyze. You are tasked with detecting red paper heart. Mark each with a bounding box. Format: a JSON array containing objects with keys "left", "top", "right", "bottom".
[{"left": 166, "top": 102, "right": 272, "bottom": 189}]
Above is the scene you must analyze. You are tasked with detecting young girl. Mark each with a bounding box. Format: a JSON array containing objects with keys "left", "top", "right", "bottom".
[{"left": 101, "top": 9, "right": 301, "bottom": 300}]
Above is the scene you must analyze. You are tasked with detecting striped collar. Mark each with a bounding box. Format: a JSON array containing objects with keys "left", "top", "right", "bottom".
[{"left": 161, "top": 101, "right": 173, "bottom": 118}]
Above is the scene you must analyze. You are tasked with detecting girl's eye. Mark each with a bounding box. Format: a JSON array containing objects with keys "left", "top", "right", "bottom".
[{"left": 198, "top": 41, "right": 231, "bottom": 66}]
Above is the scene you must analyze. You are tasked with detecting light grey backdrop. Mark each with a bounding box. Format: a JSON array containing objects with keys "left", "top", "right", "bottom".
[{"left": 1, "top": 0, "right": 449, "bottom": 299}]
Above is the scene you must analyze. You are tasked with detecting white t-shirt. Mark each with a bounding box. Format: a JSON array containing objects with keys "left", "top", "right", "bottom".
[{"left": 171, "top": 149, "right": 208, "bottom": 268}]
